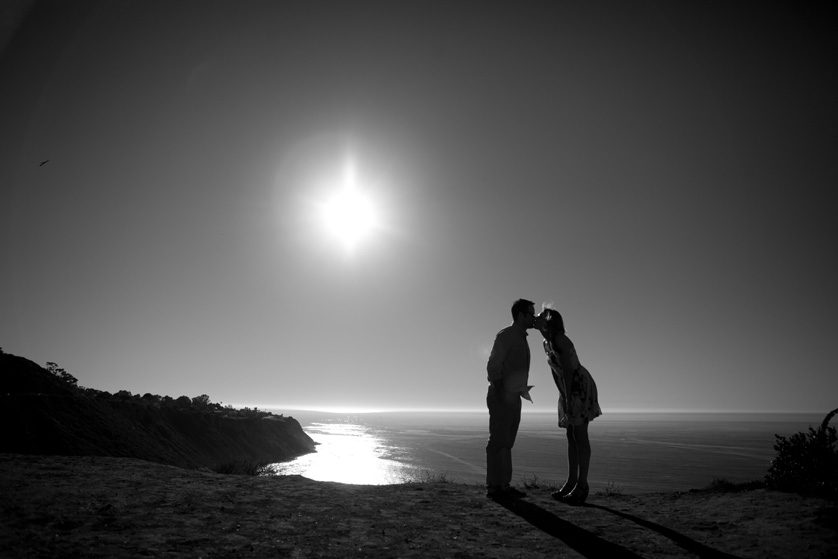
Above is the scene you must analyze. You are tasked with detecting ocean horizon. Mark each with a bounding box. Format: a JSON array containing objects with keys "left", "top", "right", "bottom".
[{"left": 266, "top": 410, "right": 826, "bottom": 493}]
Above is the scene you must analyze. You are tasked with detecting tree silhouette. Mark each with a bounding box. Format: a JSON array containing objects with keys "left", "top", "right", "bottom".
[
  {"left": 46, "top": 361, "right": 79, "bottom": 388},
  {"left": 192, "top": 394, "right": 211, "bottom": 409}
]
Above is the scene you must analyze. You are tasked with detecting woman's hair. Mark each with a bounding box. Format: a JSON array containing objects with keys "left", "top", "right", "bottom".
[{"left": 541, "top": 304, "right": 565, "bottom": 339}]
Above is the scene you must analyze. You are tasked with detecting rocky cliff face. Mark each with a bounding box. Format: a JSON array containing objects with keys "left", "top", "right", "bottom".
[{"left": 0, "top": 353, "right": 315, "bottom": 469}]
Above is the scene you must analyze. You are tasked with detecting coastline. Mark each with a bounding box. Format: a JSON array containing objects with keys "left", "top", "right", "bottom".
[
  {"left": 280, "top": 410, "right": 824, "bottom": 493},
  {"left": 0, "top": 353, "right": 318, "bottom": 471},
  {"left": 2, "top": 453, "right": 835, "bottom": 558}
]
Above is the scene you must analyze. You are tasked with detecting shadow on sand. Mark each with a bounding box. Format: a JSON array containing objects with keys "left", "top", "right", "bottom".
[
  {"left": 586, "top": 502, "right": 744, "bottom": 559},
  {"left": 494, "top": 498, "right": 642, "bottom": 558},
  {"left": 495, "top": 498, "right": 744, "bottom": 559}
]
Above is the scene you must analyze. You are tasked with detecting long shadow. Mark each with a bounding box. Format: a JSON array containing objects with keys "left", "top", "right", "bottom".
[
  {"left": 493, "top": 498, "right": 642, "bottom": 558},
  {"left": 586, "top": 503, "right": 744, "bottom": 559}
]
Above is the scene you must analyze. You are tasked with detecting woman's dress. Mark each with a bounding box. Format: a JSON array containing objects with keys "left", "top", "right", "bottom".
[{"left": 544, "top": 335, "right": 602, "bottom": 428}]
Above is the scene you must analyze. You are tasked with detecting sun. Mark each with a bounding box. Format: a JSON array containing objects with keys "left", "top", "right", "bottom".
[
  {"left": 321, "top": 185, "right": 376, "bottom": 250},
  {"left": 316, "top": 159, "right": 381, "bottom": 252}
]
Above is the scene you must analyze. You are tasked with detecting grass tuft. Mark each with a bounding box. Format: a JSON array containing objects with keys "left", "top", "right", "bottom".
[
  {"left": 416, "top": 470, "right": 452, "bottom": 483},
  {"left": 596, "top": 481, "right": 624, "bottom": 497},
  {"left": 521, "top": 474, "right": 560, "bottom": 491},
  {"left": 696, "top": 477, "right": 766, "bottom": 494}
]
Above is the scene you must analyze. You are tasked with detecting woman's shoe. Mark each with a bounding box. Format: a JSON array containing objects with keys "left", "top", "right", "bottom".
[
  {"left": 564, "top": 484, "right": 589, "bottom": 506},
  {"left": 551, "top": 484, "right": 574, "bottom": 501}
]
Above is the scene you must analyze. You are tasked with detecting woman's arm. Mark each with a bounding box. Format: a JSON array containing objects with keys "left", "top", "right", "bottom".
[
  {"left": 555, "top": 334, "right": 576, "bottom": 396},
  {"left": 544, "top": 340, "right": 563, "bottom": 391},
  {"left": 550, "top": 366, "right": 563, "bottom": 392}
]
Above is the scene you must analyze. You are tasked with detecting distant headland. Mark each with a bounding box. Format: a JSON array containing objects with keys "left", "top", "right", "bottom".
[{"left": 0, "top": 350, "right": 316, "bottom": 469}]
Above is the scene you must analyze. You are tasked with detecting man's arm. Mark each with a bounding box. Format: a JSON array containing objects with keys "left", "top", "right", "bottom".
[{"left": 487, "top": 331, "right": 508, "bottom": 397}]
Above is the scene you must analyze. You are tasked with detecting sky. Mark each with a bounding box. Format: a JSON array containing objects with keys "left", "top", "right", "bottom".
[{"left": 1, "top": 0, "right": 836, "bottom": 414}]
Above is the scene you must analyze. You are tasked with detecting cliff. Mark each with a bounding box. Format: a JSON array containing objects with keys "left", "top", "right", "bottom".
[{"left": 0, "top": 352, "right": 315, "bottom": 469}]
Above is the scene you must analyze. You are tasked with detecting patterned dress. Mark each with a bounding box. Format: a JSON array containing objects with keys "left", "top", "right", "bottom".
[{"left": 544, "top": 335, "right": 602, "bottom": 428}]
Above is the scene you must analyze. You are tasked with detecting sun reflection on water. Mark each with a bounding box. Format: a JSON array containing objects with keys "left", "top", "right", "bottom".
[{"left": 273, "top": 422, "right": 418, "bottom": 485}]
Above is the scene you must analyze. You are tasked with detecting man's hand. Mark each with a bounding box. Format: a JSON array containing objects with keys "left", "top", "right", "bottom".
[{"left": 493, "top": 380, "right": 504, "bottom": 401}]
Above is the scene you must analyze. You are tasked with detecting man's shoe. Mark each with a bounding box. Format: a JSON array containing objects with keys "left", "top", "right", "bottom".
[
  {"left": 504, "top": 487, "right": 527, "bottom": 499},
  {"left": 486, "top": 487, "right": 506, "bottom": 500}
]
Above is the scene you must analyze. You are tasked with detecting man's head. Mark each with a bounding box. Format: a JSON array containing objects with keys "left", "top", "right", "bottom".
[{"left": 511, "top": 298, "right": 536, "bottom": 329}]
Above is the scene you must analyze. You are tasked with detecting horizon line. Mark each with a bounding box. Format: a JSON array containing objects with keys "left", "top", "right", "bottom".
[{"left": 230, "top": 404, "right": 826, "bottom": 415}]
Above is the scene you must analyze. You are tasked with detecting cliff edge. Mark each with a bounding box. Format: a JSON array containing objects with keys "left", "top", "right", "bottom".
[
  {"left": 0, "top": 352, "right": 315, "bottom": 469},
  {"left": 1, "top": 453, "right": 836, "bottom": 558}
]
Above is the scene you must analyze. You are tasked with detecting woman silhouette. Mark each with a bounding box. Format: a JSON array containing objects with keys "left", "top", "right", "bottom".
[{"left": 536, "top": 306, "right": 602, "bottom": 504}]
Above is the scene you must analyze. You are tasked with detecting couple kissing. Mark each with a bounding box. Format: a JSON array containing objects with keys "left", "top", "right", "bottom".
[{"left": 485, "top": 298, "right": 602, "bottom": 504}]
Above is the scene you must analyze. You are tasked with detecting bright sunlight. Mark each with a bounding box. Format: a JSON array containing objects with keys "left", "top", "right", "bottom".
[
  {"left": 272, "top": 422, "right": 417, "bottom": 484},
  {"left": 319, "top": 160, "right": 379, "bottom": 252}
]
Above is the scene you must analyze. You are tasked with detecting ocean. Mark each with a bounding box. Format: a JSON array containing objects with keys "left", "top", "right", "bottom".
[{"left": 268, "top": 410, "right": 825, "bottom": 494}]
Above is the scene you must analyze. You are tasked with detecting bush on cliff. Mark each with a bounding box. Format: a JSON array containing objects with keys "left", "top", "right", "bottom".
[
  {"left": 210, "top": 459, "right": 280, "bottom": 476},
  {"left": 765, "top": 408, "right": 838, "bottom": 500}
]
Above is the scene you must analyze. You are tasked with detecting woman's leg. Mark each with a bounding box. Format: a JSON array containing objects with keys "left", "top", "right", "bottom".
[
  {"left": 562, "top": 422, "right": 592, "bottom": 504},
  {"left": 564, "top": 426, "right": 579, "bottom": 488},
  {"left": 573, "top": 422, "right": 591, "bottom": 488}
]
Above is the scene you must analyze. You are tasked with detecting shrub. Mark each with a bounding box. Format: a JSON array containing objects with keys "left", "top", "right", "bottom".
[
  {"left": 765, "top": 408, "right": 838, "bottom": 500},
  {"left": 174, "top": 395, "right": 192, "bottom": 408},
  {"left": 210, "top": 460, "right": 279, "bottom": 476},
  {"left": 192, "top": 394, "right": 211, "bottom": 409},
  {"left": 701, "top": 477, "right": 765, "bottom": 493},
  {"left": 141, "top": 393, "right": 161, "bottom": 405}
]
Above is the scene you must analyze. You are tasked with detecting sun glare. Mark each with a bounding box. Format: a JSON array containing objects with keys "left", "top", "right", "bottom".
[
  {"left": 317, "top": 160, "right": 379, "bottom": 252},
  {"left": 272, "top": 422, "right": 417, "bottom": 484},
  {"left": 321, "top": 185, "right": 376, "bottom": 249}
]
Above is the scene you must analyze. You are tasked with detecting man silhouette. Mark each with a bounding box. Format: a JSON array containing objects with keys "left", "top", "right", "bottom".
[{"left": 485, "top": 298, "right": 535, "bottom": 499}]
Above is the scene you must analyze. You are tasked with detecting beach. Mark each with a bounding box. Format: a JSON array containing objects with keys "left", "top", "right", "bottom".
[{"left": 1, "top": 453, "right": 835, "bottom": 558}]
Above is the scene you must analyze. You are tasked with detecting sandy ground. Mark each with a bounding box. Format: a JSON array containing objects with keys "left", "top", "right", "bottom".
[{"left": 1, "top": 454, "right": 835, "bottom": 559}]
